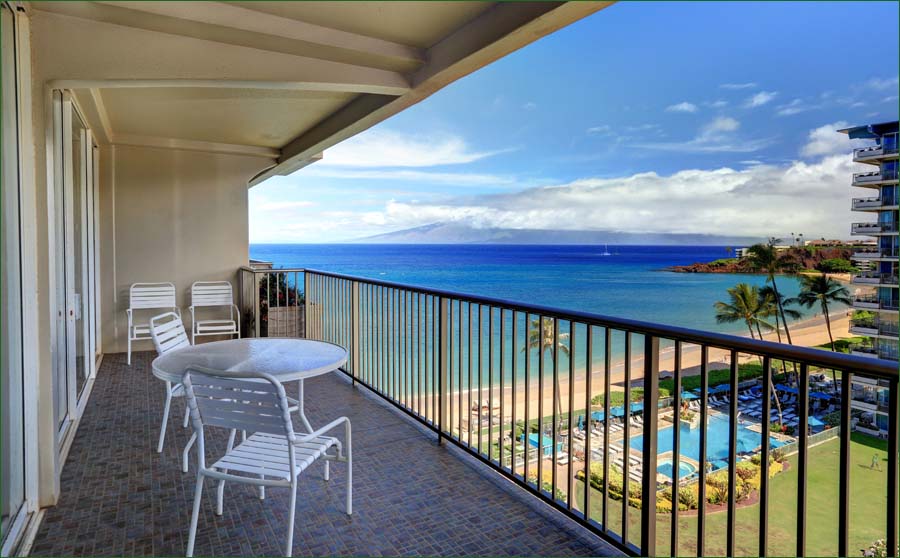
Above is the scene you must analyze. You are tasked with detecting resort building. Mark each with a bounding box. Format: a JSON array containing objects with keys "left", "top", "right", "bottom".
[
  {"left": 838, "top": 121, "right": 899, "bottom": 440},
  {"left": 839, "top": 121, "right": 899, "bottom": 361}
]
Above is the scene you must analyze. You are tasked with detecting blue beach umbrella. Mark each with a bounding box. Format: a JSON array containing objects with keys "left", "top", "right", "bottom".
[
  {"left": 808, "top": 416, "right": 825, "bottom": 427},
  {"left": 681, "top": 392, "right": 699, "bottom": 401}
]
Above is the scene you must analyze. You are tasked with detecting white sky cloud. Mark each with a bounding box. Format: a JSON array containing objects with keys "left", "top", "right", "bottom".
[
  {"left": 707, "top": 100, "right": 729, "bottom": 108},
  {"left": 800, "top": 121, "right": 865, "bottom": 157},
  {"left": 301, "top": 167, "right": 515, "bottom": 187},
  {"left": 776, "top": 98, "right": 822, "bottom": 116},
  {"left": 666, "top": 101, "right": 699, "bottom": 113},
  {"left": 720, "top": 82, "right": 758, "bottom": 90},
  {"left": 743, "top": 91, "right": 778, "bottom": 108},
  {"left": 586, "top": 125, "right": 612, "bottom": 135},
  {"left": 346, "top": 154, "right": 859, "bottom": 240},
  {"left": 635, "top": 117, "right": 772, "bottom": 153},
  {"left": 319, "top": 130, "right": 511, "bottom": 168},
  {"left": 866, "top": 76, "right": 899, "bottom": 91}
]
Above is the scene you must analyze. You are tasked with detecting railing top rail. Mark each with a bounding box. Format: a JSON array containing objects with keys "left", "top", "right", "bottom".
[{"left": 295, "top": 267, "right": 898, "bottom": 378}]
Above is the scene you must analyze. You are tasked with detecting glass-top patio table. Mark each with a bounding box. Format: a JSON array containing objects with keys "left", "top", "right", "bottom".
[{"left": 152, "top": 338, "right": 348, "bottom": 471}]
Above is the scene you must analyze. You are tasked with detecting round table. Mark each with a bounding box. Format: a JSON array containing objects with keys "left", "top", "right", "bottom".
[{"left": 152, "top": 338, "right": 347, "bottom": 471}]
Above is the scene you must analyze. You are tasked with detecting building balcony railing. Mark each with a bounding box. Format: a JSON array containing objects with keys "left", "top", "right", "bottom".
[
  {"left": 851, "top": 196, "right": 897, "bottom": 210},
  {"left": 853, "top": 248, "right": 900, "bottom": 259},
  {"left": 852, "top": 169, "right": 899, "bottom": 186},
  {"left": 853, "top": 144, "right": 900, "bottom": 162},
  {"left": 851, "top": 222, "right": 899, "bottom": 234},
  {"left": 238, "top": 266, "right": 899, "bottom": 558},
  {"left": 852, "top": 271, "right": 900, "bottom": 285},
  {"left": 853, "top": 293, "right": 900, "bottom": 311}
]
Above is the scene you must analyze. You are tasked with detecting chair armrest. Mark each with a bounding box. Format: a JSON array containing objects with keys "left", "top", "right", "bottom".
[{"left": 293, "top": 416, "right": 350, "bottom": 446}]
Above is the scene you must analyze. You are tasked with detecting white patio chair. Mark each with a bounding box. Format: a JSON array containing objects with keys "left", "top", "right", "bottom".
[
  {"left": 149, "top": 312, "right": 192, "bottom": 458},
  {"left": 181, "top": 365, "right": 352, "bottom": 558},
  {"left": 189, "top": 281, "right": 240, "bottom": 345},
  {"left": 127, "top": 282, "right": 179, "bottom": 365}
]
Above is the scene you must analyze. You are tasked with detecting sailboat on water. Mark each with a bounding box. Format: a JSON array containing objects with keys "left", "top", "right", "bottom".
[{"left": 600, "top": 243, "right": 612, "bottom": 256}]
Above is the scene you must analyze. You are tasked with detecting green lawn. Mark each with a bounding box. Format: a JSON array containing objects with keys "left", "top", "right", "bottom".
[{"left": 572, "top": 434, "right": 891, "bottom": 556}]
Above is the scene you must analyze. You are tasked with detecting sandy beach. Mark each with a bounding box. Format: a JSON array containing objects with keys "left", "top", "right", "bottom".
[{"left": 431, "top": 308, "right": 854, "bottom": 436}]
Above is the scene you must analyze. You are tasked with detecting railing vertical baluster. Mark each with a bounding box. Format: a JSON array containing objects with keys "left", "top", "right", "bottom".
[
  {"left": 602, "top": 328, "right": 611, "bottom": 533},
  {"left": 524, "top": 312, "right": 531, "bottom": 485},
  {"left": 512, "top": 311, "right": 518, "bottom": 478},
  {"left": 583, "top": 326, "right": 593, "bottom": 521},
  {"left": 489, "top": 306, "right": 495, "bottom": 462},
  {"left": 622, "top": 331, "right": 631, "bottom": 545},
  {"left": 465, "top": 302, "right": 481, "bottom": 448},
  {"left": 640, "top": 335, "right": 660, "bottom": 557},
  {"left": 727, "top": 349, "right": 738, "bottom": 557},
  {"left": 538, "top": 315, "right": 545, "bottom": 494},
  {"left": 887, "top": 374, "right": 899, "bottom": 558},
  {"left": 499, "top": 308, "right": 505, "bottom": 469},
  {"left": 420, "top": 293, "right": 425, "bottom": 420},
  {"left": 458, "top": 302, "right": 463, "bottom": 442},
  {"left": 478, "top": 304, "right": 484, "bottom": 456},
  {"left": 254, "top": 271, "right": 261, "bottom": 338},
  {"left": 759, "top": 355, "right": 772, "bottom": 557},
  {"left": 838, "top": 368, "right": 851, "bottom": 558},
  {"left": 351, "top": 281, "right": 359, "bottom": 385},
  {"left": 697, "top": 345, "right": 708, "bottom": 557},
  {"left": 567, "top": 321, "right": 575, "bottom": 511},
  {"left": 302, "top": 272, "right": 309, "bottom": 339},
  {"left": 797, "top": 362, "right": 809, "bottom": 557},
  {"left": 551, "top": 317, "right": 559, "bottom": 500},
  {"left": 671, "top": 341, "right": 682, "bottom": 557},
  {"left": 439, "top": 297, "right": 449, "bottom": 445}
]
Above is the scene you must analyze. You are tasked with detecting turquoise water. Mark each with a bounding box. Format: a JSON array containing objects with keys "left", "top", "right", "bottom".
[
  {"left": 251, "top": 244, "right": 813, "bottom": 335},
  {"left": 251, "top": 244, "right": 825, "bottom": 390},
  {"left": 657, "top": 459, "right": 697, "bottom": 479},
  {"left": 631, "top": 414, "right": 787, "bottom": 474}
]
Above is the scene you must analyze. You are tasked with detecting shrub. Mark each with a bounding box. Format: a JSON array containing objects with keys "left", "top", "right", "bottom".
[
  {"left": 816, "top": 258, "right": 857, "bottom": 273},
  {"left": 656, "top": 498, "right": 672, "bottom": 514},
  {"left": 771, "top": 448, "right": 785, "bottom": 463},
  {"left": 677, "top": 486, "right": 698, "bottom": 510},
  {"left": 862, "top": 538, "right": 899, "bottom": 557},
  {"left": 823, "top": 410, "right": 841, "bottom": 427}
]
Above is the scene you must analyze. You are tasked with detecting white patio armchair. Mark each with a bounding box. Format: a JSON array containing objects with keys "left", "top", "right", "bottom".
[
  {"left": 189, "top": 281, "right": 240, "bottom": 345},
  {"left": 148, "top": 312, "right": 192, "bottom": 461},
  {"left": 181, "top": 365, "right": 352, "bottom": 558},
  {"left": 127, "top": 282, "right": 179, "bottom": 365}
]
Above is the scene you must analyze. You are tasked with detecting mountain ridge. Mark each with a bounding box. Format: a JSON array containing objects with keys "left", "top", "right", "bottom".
[{"left": 351, "top": 222, "right": 764, "bottom": 246}]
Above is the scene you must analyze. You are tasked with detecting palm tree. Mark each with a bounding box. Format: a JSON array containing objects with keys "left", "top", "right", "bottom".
[
  {"left": 524, "top": 317, "right": 570, "bottom": 431},
  {"left": 746, "top": 240, "right": 798, "bottom": 345},
  {"left": 790, "top": 274, "right": 852, "bottom": 391},
  {"left": 759, "top": 285, "right": 802, "bottom": 382},
  {"left": 714, "top": 283, "right": 783, "bottom": 423}
]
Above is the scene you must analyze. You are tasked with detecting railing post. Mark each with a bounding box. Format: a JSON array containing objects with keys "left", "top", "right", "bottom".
[
  {"left": 253, "top": 272, "right": 260, "bottom": 338},
  {"left": 640, "top": 335, "right": 660, "bottom": 557},
  {"left": 303, "top": 272, "right": 310, "bottom": 339},
  {"left": 438, "top": 297, "right": 449, "bottom": 446},
  {"left": 351, "top": 281, "right": 360, "bottom": 386}
]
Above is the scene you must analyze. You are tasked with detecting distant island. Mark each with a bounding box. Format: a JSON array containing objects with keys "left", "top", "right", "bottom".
[
  {"left": 354, "top": 222, "right": 763, "bottom": 246},
  {"left": 668, "top": 245, "right": 858, "bottom": 273}
]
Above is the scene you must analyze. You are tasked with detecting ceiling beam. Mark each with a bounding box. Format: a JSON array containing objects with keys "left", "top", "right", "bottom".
[
  {"left": 112, "top": 133, "right": 279, "bottom": 159},
  {"left": 259, "top": 1, "right": 612, "bottom": 186},
  {"left": 34, "top": 8, "right": 411, "bottom": 95},
  {"left": 93, "top": 1, "right": 426, "bottom": 69}
]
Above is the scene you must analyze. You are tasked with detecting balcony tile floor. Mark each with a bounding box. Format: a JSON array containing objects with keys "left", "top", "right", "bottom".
[{"left": 30, "top": 351, "right": 620, "bottom": 557}]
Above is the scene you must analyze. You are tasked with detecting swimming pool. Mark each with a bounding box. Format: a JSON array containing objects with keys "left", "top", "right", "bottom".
[
  {"left": 631, "top": 413, "right": 786, "bottom": 466},
  {"left": 657, "top": 459, "right": 697, "bottom": 479}
]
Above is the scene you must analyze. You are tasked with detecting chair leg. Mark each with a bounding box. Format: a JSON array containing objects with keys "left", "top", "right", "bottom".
[
  {"left": 183, "top": 405, "right": 190, "bottom": 428},
  {"left": 324, "top": 460, "right": 329, "bottom": 481},
  {"left": 285, "top": 480, "right": 297, "bottom": 557},
  {"left": 182, "top": 432, "right": 196, "bottom": 473},
  {"left": 216, "top": 430, "right": 236, "bottom": 516},
  {"left": 346, "top": 426, "right": 352, "bottom": 515},
  {"left": 157, "top": 389, "right": 172, "bottom": 453},
  {"left": 186, "top": 473, "right": 204, "bottom": 558},
  {"left": 127, "top": 336, "right": 132, "bottom": 366}
]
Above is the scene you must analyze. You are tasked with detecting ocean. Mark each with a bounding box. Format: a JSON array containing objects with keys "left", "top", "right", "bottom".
[{"left": 249, "top": 243, "right": 814, "bottom": 337}]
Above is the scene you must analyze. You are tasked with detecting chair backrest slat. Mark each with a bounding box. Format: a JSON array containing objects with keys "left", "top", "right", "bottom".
[
  {"left": 183, "top": 368, "right": 294, "bottom": 439},
  {"left": 149, "top": 312, "right": 190, "bottom": 355},
  {"left": 130, "top": 282, "right": 177, "bottom": 310},
  {"left": 191, "top": 281, "right": 234, "bottom": 308}
]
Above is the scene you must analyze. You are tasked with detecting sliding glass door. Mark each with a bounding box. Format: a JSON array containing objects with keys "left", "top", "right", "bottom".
[
  {"left": 53, "top": 91, "right": 99, "bottom": 445},
  {"left": 1, "top": 1, "right": 27, "bottom": 548}
]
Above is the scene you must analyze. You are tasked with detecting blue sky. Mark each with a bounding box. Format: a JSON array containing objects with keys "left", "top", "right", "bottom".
[{"left": 250, "top": 1, "right": 900, "bottom": 243}]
